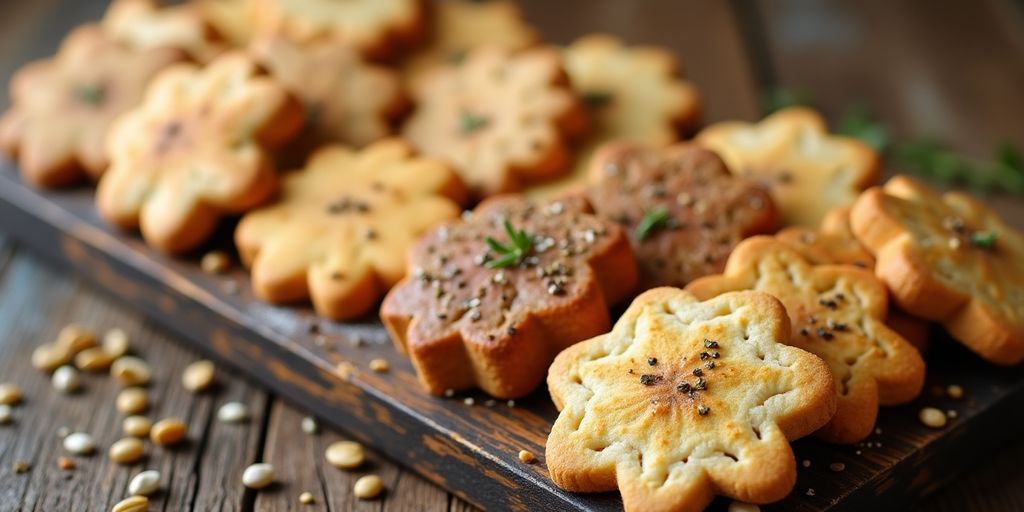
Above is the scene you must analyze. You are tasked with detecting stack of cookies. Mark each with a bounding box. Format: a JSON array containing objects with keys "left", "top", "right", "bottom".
[{"left": 3, "top": 2, "right": 1022, "bottom": 511}]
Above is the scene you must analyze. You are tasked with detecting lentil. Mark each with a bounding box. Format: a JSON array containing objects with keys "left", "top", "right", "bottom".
[
  {"left": 109, "top": 437, "right": 145, "bottom": 464},
  {"left": 0, "top": 383, "right": 21, "bottom": 405},
  {"left": 102, "top": 328, "right": 130, "bottom": 358},
  {"left": 111, "top": 495, "right": 148, "bottom": 512},
  {"left": 353, "top": 475, "right": 384, "bottom": 500},
  {"left": 325, "top": 440, "right": 364, "bottom": 469},
  {"left": 150, "top": 418, "right": 187, "bottom": 445},
  {"left": 116, "top": 388, "right": 149, "bottom": 414},
  {"left": 74, "top": 347, "right": 114, "bottom": 372},
  {"left": 52, "top": 365, "right": 82, "bottom": 393},
  {"left": 64, "top": 432, "right": 96, "bottom": 455},
  {"left": 182, "top": 360, "right": 215, "bottom": 392},
  {"left": 111, "top": 356, "right": 151, "bottom": 387},
  {"left": 242, "top": 463, "right": 275, "bottom": 489},
  {"left": 919, "top": 407, "right": 947, "bottom": 428},
  {"left": 129, "top": 470, "right": 161, "bottom": 496},
  {"left": 123, "top": 416, "right": 152, "bottom": 438}
]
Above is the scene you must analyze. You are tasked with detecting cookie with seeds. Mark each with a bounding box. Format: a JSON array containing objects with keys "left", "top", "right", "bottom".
[
  {"left": 252, "top": 0, "right": 425, "bottom": 60},
  {"left": 585, "top": 143, "right": 777, "bottom": 289},
  {"left": 529, "top": 34, "right": 701, "bottom": 198},
  {"left": 546, "top": 288, "right": 835, "bottom": 512},
  {"left": 0, "top": 26, "right": 183, "bottom": 188},
  {"left": 250, "top": 36, "right": 407, "bottom": 152},
  {"left": 402, "top": 46, "right": 588, "bottom": 198},
  {"left": 236, "top": 139, "right": 466, "bottom": 321},
  {"left": 697, "top": 107, "right": 880, "bottom": 227},
  {"left": 851, "top": 176, "right": 1024, "bottom": 364},
  {"left": 400, "top": 0, "right": 537, "bottom": 85},
  {"left": 687, "top": 237, "right": 925, "bottom": 443},
  {"left": 103, "top": 0, "right": 227, "bottom": 62},
  {"left": 97, "top": 52, "right": 304, "bottom": 253},
  {"left": 381, "top": 196, "right": 637, "bottom": 399}
]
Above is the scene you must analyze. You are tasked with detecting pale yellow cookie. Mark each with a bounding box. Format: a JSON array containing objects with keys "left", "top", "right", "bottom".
[
  {"left": 236, "top": 139, "right": 467, "bottom": 321},
  {"left": 697, "top": 107, "right": 880, "bottom": 227},
  {"left": 547, "top": 288, "right": 836, "bottom": 512},
  {"left": 687, "top": 237, "right": 925, "bottom": 443},
  {"left": 402, "top": 46, "right": 587, "bottom": 198},
  {"left": 97, "top": 52, "right": 304, "bottom": 253},
  {"left": 103, "top": 0, "right": 226, "bottom": 63},
  {"left": 529, "top": 34, "right": 701, "bottom": 198},
  {"left": 851, "top": 175, "right": 1024, "bottom": 364}
]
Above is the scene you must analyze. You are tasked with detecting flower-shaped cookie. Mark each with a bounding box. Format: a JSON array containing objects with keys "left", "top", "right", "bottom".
[
  {"left": 381, "top": 196, "right": 637, "bottom": 398},
  {"left": 687, "top": 237, "right": 925, "bottom": 443},
  {"left": 529, "top": 34, "right": 702, "bottom": 198},
  {"left": 250, "top": 36, "right": 407, "bottom": 151},
  {"left": 585, "top": 143, "right": 777, "bottom": 288},
  {"left": 402, "top": 46, "right": 588, "bottom": 198},
  {"left": 697, "top": 107, "right": 880, "bottom": 227},
  {"left": 547, "top": 288, "right": 835, "bottom": 512},
  {"left": 0, "top": 26, "right": 183, "bottom": 187},
  {"left": 97, "top": 52, "right": 304, "bottom": 253},
  {"left": 103, "top": 0, "right": 227, "bottom": 62},
  {"left": 851, "top": 176, "right": 1024, "bottom": 364},
  {"left": 253, "top": 0, "right": 425, "bottom": 60},
  {"left": 400, "top": 0, "right": 538, "bottom": 84},
  {"left": 196, "top": 0, "right": 256, "bottom": 47},
  {"left": 236, "top": 139, "right": 467, "bottom": 321}
]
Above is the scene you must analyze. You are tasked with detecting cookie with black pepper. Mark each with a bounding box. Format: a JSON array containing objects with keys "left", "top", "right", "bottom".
[
  {"left": 584, "top": 143, "right": 777, "bottom": 289},
  {"left": 687, "top": 237, "right": 925, "bottom": 443},
  {"left": 546, "top": 288, "right": 835, "bottom": 512},
  {"left": 381, "top": 196, "right": 637, "bottom": 399}
]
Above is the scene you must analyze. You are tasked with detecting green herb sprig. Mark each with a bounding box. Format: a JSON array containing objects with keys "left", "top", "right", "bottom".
[
  {"left": 484, "top": 220, "right": 533, "bottom": 268},
  {"left": 459, "top": 111, "right": 489, "bottom": 135},
  {"left": 970, "top": 231, "right": 997, "bottom": 249},
  {"left": 634, "top": 208, "right": 671, "bottom": 242}
]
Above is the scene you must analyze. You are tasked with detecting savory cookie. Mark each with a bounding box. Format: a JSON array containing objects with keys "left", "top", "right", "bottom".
[
  {"left": 196, "top": 0, "right": 256, "bottom": 48},
  {"left": 103, "top": 0, "right": 226, "bottom": 62},
  {"left": 687, "top": 237, "right": 925, "bottom": 443},
  {"left": 851, "top": 175, "right": 1024, "bottom": 364},
  {"left": 400, "top": 0, "right": 537, "bottom": 85},
  {"left": 402, "top": 46, "right": 587, "bottom": 198},
  {"left": 236, "top": 140, "right": 466, "bottom": 320},
  {"left": 585, "top": 143, "right": 777, "bottom": 288},
  {"left": 250, "top": 36, "right": 407, "bottom": 152},
  {"left": 546, "top": 288, "right": 835, "bottom": 512},
  {"left": 529, "top": 34, "right": 701, "bottom": 198},
  {"left": 697, "top": 107, "right": 880, "bottom": 227},
  {"left": 0, "top": 26, "right": 183, "bottom": 188},
  {"left": 252, "top": 0, "right": 425, "bottom": 60},
  {"left": 777, "top": 206, "right": 931, "bottom": 352},
  {"left": 97, "top": 52, "right": 304, "bottom": 253},
  {"left": 381, "top": 196, "right": 637, "bottom": 399}
]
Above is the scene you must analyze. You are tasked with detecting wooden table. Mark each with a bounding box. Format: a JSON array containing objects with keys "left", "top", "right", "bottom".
[{"left": 1, "top": 1, "right": 1023, "bottom": 511}]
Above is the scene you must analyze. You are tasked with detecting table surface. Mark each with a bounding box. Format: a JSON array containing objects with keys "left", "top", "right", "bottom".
[{"left": 2, "top": 0, "right": 1024, "bottom": 511}]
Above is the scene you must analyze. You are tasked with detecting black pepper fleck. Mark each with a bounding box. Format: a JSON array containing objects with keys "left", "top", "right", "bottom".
[{"left": 647, "top": 357, "right": 658, "bottom": 366}]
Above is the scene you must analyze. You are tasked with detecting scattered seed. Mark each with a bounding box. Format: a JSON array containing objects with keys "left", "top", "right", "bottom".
[
  {"left": 353, "top": 475, "right": 384, "bottom": 500},
  {"left": 217, "top": 402, "right": 249, "bottom": 423},
  {"left": 150, "top": 418, "right": 187, "bottom": 446},
  {"left": 111, "top": 495, "right": 148, "bottom": 512},
  {"left": 801, "top": 459, "right": 811, "bottom": 468},
  {"left": 946, "top": 384, "right": 964, "bottom": 400},
  {"left": 201, "top": 251, "right": 231, "bottom": 274},
  {"left": 0, "top": 404, "right": 12, "bottom": 425},
  {"left": 301, "top": 416, "right": 318, "bottom": 435},
  {"left": 57, "top": 456, "right": 75, "bottom": 470},
  {"left": 0, "top": 383, "right": 23, "bottom": 405},
  {"left": 12, "top": 461, "right": 29, "bottom": 474},
  {"left": 806, "top": 488, "right": 816, "bottom": 496},
  {"left": 506, "top": 400, "right": 515, "bottom": 408},
  {"left": 919, "top": 407, "right": 947, "bottom": 428},
  {"left": 129, "top": 470, "right": 161, "bottom": 496},
  {"left": 299, "top": 491, "right": 315, "bottom": 504},
  {"left": 53, "top": 365, "right": 82, "bottom": 393},
  {"left": 102, "top": 328, "right": 130, "bottom": 358},
  {"left": 368, "top": 358, "right": 389, "bottom": 373},
  {"left": 109, "top": 437, "right": 145, "bottom": 464},
  {"left": 518, "top": 450, "right": 535, "bottom": 463},
  {"left": 116, "top": 388, "right": 149, "bottom": 415},
  {"left": 74, "top": 347, "right": 114, "bottom": 372},
  {"left": 182, "top": 360, "right": 215, "bottom": 393},
  {"left": 123, "top": 416, "right": 152, "bottom": 438},
  {"left": 829, "top": 462, "right": 845, "bottom": 472},
  {"left": 64, "top": 432, "right": 96, "bottom": 455},
  {"left": 242, "top": 463, "right": 275, "bottom": 489},
  {"left": 32, "top": 344, "right": 71, "bottom": 371},
  {"left": 56, "top": 324, "right": 96, "bottom": 354},
  {"left": 443, "top": 389, "right": 455, "bottom": 398},
  {"left": 111, "top": 356, "right": 152, "bottom": 387},
  {"left": 325, "top": 440, "right": 364, "bottom": 469},
  {"left": 464, "top": 397, "right": 475, "bottom": 406}
]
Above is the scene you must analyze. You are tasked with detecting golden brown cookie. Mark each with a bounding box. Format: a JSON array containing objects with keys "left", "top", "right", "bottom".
[
  {"left": 0, "top": 26, "right": 183, "bottom": 188},
  {"left": 401, "top": 0, "right": 537, "bottom": 85},
  {"left": 381, "top": 196, "right": 637, "bottom": 398},
  {"left": 584, "top": 143, "right": 777, "bottom": 289},
  {"left": 252, "top": 0, "right": 426, "bottom": 60},
  {"left": 103, "top": 0, "right": 227, "bottom": 62},
  {"left": 687, "top": 237, "right": 925, "bottom": 443},
  {"left": 697, "top": 107, "right": 880, "bottom": 227},
  {"left": 236, "top": 139, "right": 466, "bottom": 321},
  {"left": 529, "top": 34, "right": 701, "bottom": 198},
  {"left": 250, "top": 36, "right": 407, "bottom": 152},
  {"left": 402, "top": 46, "right": 587, "bottom": 198},
  {"left": 546, "top": 288, "right": 835, "bottom": 512},
  {"left": 97, "top": 52, "right": 304, "bottom": 253},
  {"left": 196, "top": 0, "right": 257, "bottom": 48},
  {"left": 851, "top": 176, "right": 1024, "bottom": 364}
]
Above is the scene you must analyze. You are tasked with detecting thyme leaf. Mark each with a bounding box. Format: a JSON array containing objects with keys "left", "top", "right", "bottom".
[
  {"left": 483, "top": 220, "right": 533, "bottom": 268},
  {"left": 634, "top": 208, "right": 671, "bottom": 242}
]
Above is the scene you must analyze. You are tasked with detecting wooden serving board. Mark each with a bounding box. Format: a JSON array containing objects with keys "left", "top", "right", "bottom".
[{"left": 3, "top": 1, "right": 1024, "bottom": 510}]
